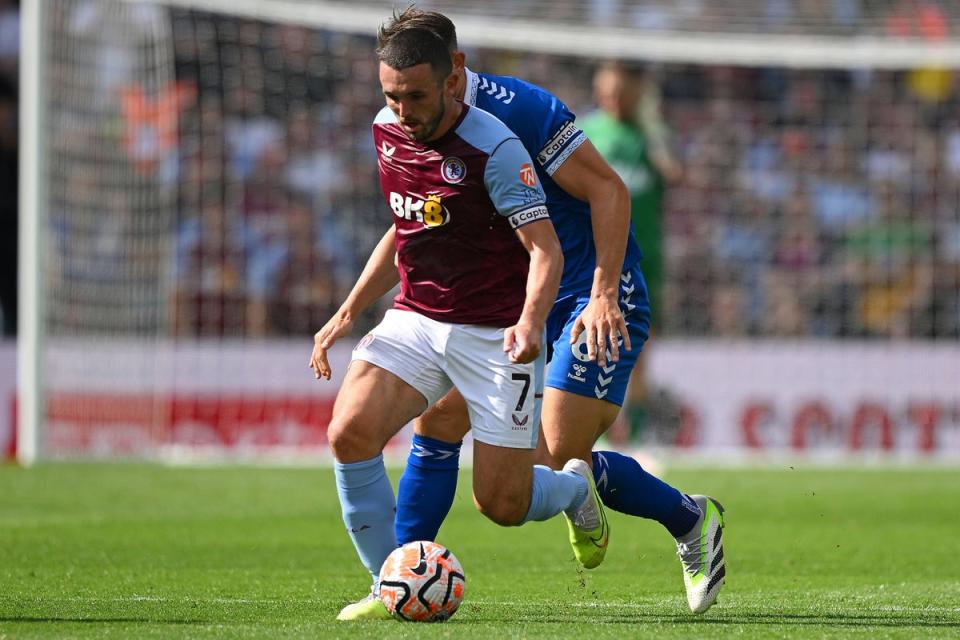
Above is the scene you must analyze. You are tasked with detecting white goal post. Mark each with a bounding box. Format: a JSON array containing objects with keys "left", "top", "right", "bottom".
[{"left": 18, "top": 0, "right": 46, "bottom": 465}]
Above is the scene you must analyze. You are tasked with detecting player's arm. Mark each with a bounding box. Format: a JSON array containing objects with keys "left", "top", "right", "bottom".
[
  {"left": 551, "top": 139, "right": 633, "bottom": 367},
  {"left": 309, "top": 226, "right": 401, "bottom": 380},
  {"left": 484, "top": 134, "right": 562, "bottom": 364},
  {"left": 505, "top": 219, "right": 563, "bottom": 364}
]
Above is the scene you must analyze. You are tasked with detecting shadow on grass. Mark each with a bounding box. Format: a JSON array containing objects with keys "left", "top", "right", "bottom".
[
  {"left": 0, "top": 616, "right": 209, "bottom": 625},
  {"left": 469, "top": 610, "right": 960, "bottom": 628}
]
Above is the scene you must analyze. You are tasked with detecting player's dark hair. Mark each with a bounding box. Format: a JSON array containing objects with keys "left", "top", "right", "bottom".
[
  {"left": 377, "top": 27, "right": 453, "bottom": 81},
  {"left": 377, "top": 5, "right": 458, "bottom": 52}
]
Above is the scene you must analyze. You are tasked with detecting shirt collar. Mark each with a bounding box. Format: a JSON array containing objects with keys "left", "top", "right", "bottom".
[{"left": 464, "top": 67, "right": 479, "bottom": 107}]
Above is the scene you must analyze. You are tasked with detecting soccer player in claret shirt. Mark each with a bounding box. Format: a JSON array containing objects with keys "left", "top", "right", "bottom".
[
  {"left": 309, "top": 27, "right": 609, "bottom": 620},
  {"left": 320, "top": 8, "right": 727, "bottom": 620}
]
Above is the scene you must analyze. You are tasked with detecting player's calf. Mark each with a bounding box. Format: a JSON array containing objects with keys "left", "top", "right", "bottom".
[
  {"left": 472, "top": 452, "right": 533, "bottom": 526},
  {"left": 472, "top": 490, "right": 529, "bottom": 526}
]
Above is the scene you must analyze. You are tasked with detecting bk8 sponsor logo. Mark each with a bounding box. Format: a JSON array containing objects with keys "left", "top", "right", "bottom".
[{"left": 390, "top": 192, "right": 450, "bottom": 228}]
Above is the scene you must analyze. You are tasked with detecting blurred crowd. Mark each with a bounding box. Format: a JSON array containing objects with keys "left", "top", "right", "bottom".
[
  {"left": 0, "top": 0, "right": 17, "bottom": 337},
  {"left": 9, "top": 2, "right": 960, "bottom": 340},
  {"left": 166, "top": 14, "right": 385, "bottom": 337},
  {"left": 659, "top": 65, "right": 960, "bottom": 338},
  {"left": 480, "top": 53, "right": 960, "bottom": 338},
  {"left": 420, "top": 0, "right": 958, "bottom": 37}
]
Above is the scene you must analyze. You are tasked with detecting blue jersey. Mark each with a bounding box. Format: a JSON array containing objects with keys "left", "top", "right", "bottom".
[{"left": 464, "top": 69, "right": 643, "bottom": 300}]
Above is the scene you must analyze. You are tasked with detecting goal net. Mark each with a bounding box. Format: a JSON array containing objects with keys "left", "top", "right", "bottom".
[{"left": 18, "top": 0, "right": 960, "bottom": 462}]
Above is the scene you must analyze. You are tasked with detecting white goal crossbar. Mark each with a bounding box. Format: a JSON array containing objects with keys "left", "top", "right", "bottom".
[{"left": 126, "top": 0, "right": 960, "bottom": 70}]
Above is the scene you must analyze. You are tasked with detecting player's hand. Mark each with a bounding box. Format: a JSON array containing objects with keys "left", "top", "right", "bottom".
[
  {"left": 570, "top": 292, "right": 631, "bottom": 368},
  {"left": 309, "top": 310, "right": 354, "bottom": 380},
  {"left": 503, "top": 322, "right": 543, "bottom": 364}
]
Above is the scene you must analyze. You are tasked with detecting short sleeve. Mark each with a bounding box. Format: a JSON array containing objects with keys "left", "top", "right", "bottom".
[{"left": 484, "top": 137, "right": 550, "bottom": 230}]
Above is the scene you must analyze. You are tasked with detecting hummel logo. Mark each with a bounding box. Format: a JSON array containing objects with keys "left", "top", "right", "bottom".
[
  {"left": 478, "top": 76, "right": 516, "bottom": 104},
  {"left": 568, "top": 363, "right": 587, "bottom": 383},
  {"left": 381, "top": 141, "right": 396, "bottom": 156}
]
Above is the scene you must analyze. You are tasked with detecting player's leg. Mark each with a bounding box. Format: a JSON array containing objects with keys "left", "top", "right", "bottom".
[
  {"left": 471, "top": 440, "right": 582, "bottom": 523},
  {"left": 537, "top": 388, "right": 701, "bottom": 537},
  {"left": 543, "top": 264, "right": 726, "bottom": 610},
  {"left": 446, "top": 323, "right": 608, "bottom": 568},
  {"left": 328, "top": 360, "right": 427, "bottom": 586},
  {"left": 534, "top": 391, "right": 619, "bottom": 469},
  {"left": 332, "top": 310, "right": 452, "bottom": 621},
  {"left": 470, "top": 428, "right": 608, "bottom": 570},
  {"left": 542, "top": 265, "right": 699, "bottom": 530},
  {"left": 542, "top": 415, "right": 725, "bottom": 615},
  {"left": 394, "top": 389, "right": 470, "bottom": 545}
]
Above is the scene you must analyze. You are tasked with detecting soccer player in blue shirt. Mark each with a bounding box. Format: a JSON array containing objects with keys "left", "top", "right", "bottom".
[{"left": 318, "top": 8, "right": 726, "bottom": 619}]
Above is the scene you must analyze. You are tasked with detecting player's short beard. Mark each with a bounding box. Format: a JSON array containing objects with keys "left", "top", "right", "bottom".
[{"left": 410, "top": 91, "right": 446, "bottom": 142}]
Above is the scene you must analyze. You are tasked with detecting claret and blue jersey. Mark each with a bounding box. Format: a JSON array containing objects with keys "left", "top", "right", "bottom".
[
  {"left": 372, "top": 102, "right": 550, "bottom": 328},
  {"left": 370, "top": 70, "right": 651, "bottom": 405}
]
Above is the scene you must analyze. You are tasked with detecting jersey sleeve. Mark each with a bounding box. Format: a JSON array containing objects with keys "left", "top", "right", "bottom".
[
  {"left": 534, "top": 102, "right": 587, "bottom": 177},
  {"left": 484, "top": 137, "right": 550, "bottom": 230},
  {"left": 475, "top": 73, "right": 587, "bottom": 177},
  {"left": 505, "top": 91, "right": 586, "bottom": 177}
]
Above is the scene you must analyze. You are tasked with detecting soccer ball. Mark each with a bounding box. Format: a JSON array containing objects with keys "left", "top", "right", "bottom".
[{"left": 378, "top": 541, "right": 466, "bottom": 622}]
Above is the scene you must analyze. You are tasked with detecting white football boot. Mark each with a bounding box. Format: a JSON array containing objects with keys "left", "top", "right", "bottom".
[{"left": 675, "top": 495, "right": 726, "bottom": 614}]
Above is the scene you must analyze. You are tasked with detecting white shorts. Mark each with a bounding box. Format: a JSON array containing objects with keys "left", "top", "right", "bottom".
[{"left": 351, "top": 309, "right": 544, "bottom": 449}]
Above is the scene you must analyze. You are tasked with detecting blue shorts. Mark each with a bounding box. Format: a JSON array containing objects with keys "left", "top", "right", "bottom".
[{"left": 545, "top": 262, "right": 651, "bottom": 406}]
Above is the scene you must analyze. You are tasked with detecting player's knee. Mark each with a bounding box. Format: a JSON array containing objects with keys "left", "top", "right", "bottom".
[
  {"left": 472, "top": 487, "right": 527, "bottom": 526},
  {"left": 327, "top": 416, "right": 379, "bottom": 463}
]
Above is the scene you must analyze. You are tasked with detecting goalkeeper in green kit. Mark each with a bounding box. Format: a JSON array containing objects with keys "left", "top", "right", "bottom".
[{"left": 580, "top": 61, "right": 682, "bottom": 438}]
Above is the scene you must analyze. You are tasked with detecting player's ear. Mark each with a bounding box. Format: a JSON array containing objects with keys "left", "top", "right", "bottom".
[
  {"left": 452, "top": 51, "right": 465, "bottom": 72},
  {"left": 443, "top": 68, "right": 458, "bottom": 95}
]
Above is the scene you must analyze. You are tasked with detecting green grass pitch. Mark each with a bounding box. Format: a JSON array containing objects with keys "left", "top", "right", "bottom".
[{"left": 1, "top": 463, "right": 959, "bottom": 638}]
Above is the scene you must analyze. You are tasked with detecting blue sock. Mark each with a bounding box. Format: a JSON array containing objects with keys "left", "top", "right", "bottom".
[
  {"left": 335, "top": 454, "right": 397, "bottom": 585},
  {"left": 394, "top": 434, "right": 461, "bottom": 545},
  {"left": 592, "top": 450, "right": 701, "bottom": 538},
  {"left": 521, "top": 465, "right": 588, "bottom": 523}
]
